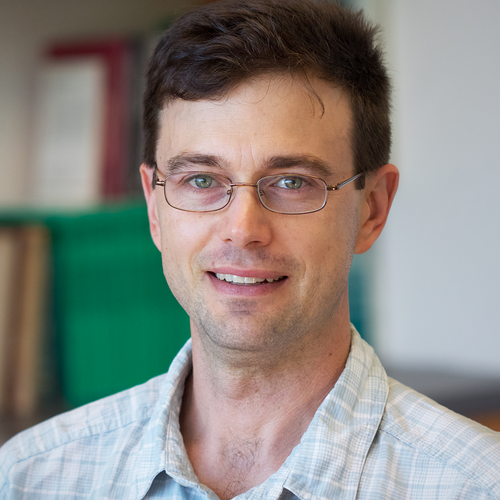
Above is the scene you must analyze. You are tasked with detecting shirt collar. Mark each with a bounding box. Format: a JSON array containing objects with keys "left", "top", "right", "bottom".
[
  {"left": 129, "top": 327, "right": 389, "bottom": 500},
  {"left": 284, "top": 328, "right": 389, "bottom": 500},
  {"left": 129, "top": 338, "right": 196, "bottom": 499}
]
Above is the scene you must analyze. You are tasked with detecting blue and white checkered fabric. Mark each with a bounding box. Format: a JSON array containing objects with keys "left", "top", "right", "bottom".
[{"left": 1, "top": 327, "right": 499, "bottom": 499}]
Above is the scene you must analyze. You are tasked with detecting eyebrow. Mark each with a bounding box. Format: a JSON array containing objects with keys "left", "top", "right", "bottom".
[
  {"left": 163, "top": 153, "right": 334, "bottom": 178},
  {"left": 266, "top": 155, "right": 334, "bottom": 178},
  {"left": 165, "top": 154, "right": 227, "bottom": 174}
]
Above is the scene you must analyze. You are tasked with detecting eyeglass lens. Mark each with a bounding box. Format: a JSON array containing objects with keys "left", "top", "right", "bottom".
[
  {"left": 257, "top": 174, "right": 327, "bottom": 214},
  {"left": 167, "top": 172, "right": 229, "bottom": 212}
]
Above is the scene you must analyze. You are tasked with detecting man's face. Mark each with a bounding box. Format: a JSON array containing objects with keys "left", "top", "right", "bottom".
[{"left": 144, "top": 75, "right": 367, "bottom": 360}]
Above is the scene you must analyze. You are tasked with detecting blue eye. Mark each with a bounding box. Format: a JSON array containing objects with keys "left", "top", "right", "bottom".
[
  {"left": 189, "top": 175, "right": 213, "bottom": 188},
  {"left": 276, "top": 176, "right": 304, "bottom": 189}
]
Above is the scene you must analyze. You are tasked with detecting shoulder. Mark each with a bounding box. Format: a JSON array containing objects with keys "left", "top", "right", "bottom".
[
  {"left": 0, "top": 340, "right": 192, "bottom": 498},
  {"left": 376, "top": 377, "right": 500, "bottom": 497},
  {"left": 0, "top": 372, "right": 168, "bottom": 484}
]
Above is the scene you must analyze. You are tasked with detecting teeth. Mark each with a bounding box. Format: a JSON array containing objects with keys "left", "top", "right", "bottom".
[{"left": 215, "top": 273, "right": 284, "bottom": 285}]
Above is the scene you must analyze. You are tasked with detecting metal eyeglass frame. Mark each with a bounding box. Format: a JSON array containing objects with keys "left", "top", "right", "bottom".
[{"left": 154, "top": 171, "right": 364, "bottom": 215}]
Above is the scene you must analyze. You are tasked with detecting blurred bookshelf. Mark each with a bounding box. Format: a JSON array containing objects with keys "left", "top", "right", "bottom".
[
  {"left": 1, "top": 24, "right": 187, "bottom": 443},
  {"left": 0, "top": 203, "right": 191, "bottom": 444}
]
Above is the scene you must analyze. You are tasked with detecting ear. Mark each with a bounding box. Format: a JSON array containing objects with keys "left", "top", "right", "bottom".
[
  {"left": 140, "top": 164, "right": 162, "bottom": 251},
  {"left": 354, "top": 164, "right": 399, "bottom": 254}
]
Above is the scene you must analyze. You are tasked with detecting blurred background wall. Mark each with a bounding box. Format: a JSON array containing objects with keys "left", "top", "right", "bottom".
[{"left": 354, "top": 0, "right": 500, "bottom": 376}]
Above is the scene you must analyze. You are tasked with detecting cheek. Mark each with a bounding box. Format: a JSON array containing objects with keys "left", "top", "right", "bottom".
[
  {"left": 299, "top": 207, "right": 358, "bottom": 278},
  {"left": 157, "top": 215, "right": 202, "bottom": 313},
  {"left": 158, "top": 212, "right": 211, "bottom": 273}
]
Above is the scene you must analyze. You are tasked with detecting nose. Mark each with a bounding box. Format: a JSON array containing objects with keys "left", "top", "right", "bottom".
[{"left": 219, "top": 184, "right": 273, "bottom": 248}]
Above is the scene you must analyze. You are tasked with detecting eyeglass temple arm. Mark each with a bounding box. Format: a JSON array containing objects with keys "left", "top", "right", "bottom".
[{"left": 326, "top": 172, "right": 364, "bottom": 191}]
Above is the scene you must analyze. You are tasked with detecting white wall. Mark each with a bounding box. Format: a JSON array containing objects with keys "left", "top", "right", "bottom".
[
  {"left": 0, "top": 0, "right": 197, "bottom": 207},
  {"left": 361, "top": 0, "right": 500, "bottom": 375}
]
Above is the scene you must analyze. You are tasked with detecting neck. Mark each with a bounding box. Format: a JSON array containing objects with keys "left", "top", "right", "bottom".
[{"left": 180, "top": 317, "right": 351, "bottom": 499}]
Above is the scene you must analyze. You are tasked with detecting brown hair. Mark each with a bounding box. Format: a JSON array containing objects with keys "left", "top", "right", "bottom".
[{"left": 143, "top": 0, "right": 391, "bottom": 187}]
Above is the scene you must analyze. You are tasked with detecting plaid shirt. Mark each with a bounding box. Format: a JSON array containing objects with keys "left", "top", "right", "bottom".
[{"left": 1, "top": 328, "right": 499, "bottom": 499}]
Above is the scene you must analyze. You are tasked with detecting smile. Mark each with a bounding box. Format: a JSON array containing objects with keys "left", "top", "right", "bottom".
[{"left": 214, "top": 273, "right": 286, "bottom": 285}]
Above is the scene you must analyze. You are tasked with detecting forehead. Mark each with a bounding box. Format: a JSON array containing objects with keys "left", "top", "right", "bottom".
[{"left": 156, "top": 75, "right": 353, "bottom": 176}]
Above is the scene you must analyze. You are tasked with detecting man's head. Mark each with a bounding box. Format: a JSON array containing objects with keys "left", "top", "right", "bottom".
[
  {"left": 140, "top": 0, "right": 398, "bottom": 364},
  {"left": 143, "top": 0, "right": 391, "bottom": 186}
]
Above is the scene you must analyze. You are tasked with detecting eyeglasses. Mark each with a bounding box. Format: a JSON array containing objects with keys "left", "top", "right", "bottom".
[{"left": 154, "top": 171, "right": 363, "bottom": 215}]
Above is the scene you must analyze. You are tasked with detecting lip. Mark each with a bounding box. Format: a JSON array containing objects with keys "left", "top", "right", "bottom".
[
  {"left": 209, "top": 268, "right": 287, "bottom": 280},
  {"left": 207, "top": 270, "right": 288, "bottom": 296}
]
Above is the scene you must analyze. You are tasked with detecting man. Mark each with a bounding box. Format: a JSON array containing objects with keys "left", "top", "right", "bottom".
[{"left": 1, "top": 0, "right": 499, "bottom": 498}]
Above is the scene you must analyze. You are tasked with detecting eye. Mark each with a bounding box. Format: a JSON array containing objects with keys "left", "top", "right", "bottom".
[
  {"left": 275, "top": 176, "right": 304, "bottom": 190},
  {"left": 188, "top": 174, "right": 214, "bottom": 189}
]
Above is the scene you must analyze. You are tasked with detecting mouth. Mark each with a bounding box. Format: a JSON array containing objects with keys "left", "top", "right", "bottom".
[{"left": 212, "top": 272, "right": 287, "bottom": 286}]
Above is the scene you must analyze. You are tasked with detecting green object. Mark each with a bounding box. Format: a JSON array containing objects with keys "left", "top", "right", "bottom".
[
  {"left": 348, "top": 253, "right": 371, "bottom": 343},
  {"left": 49, "top": 203, "right": 190, "bottom": 408}
]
